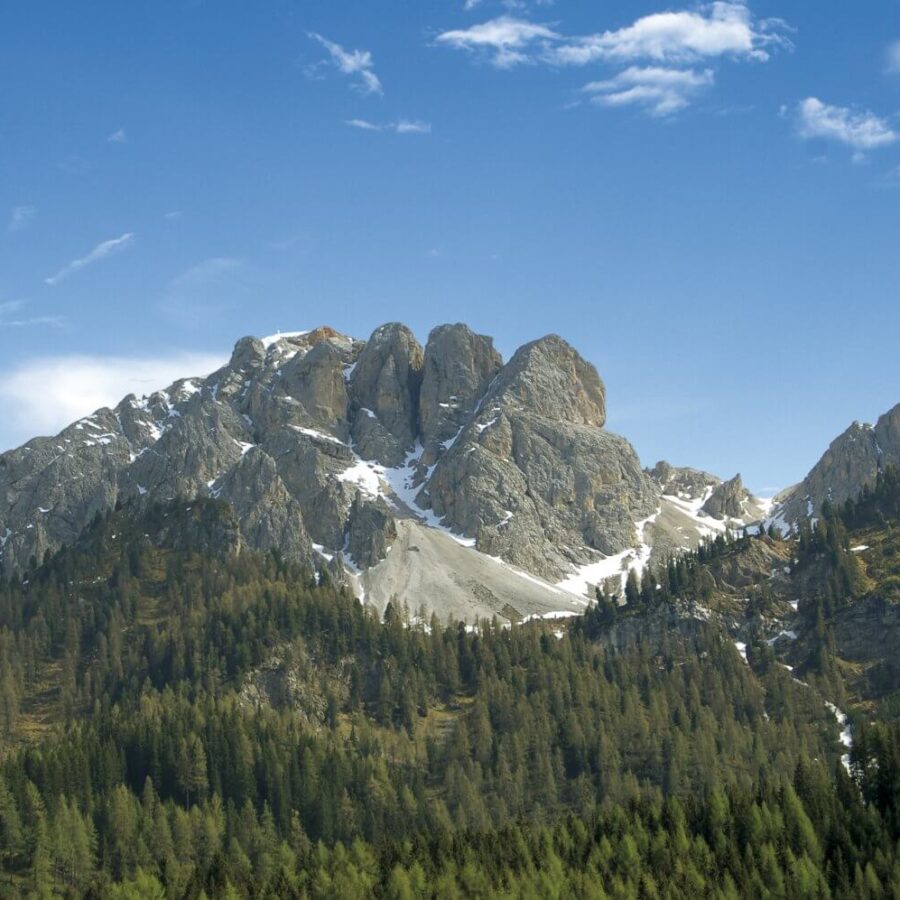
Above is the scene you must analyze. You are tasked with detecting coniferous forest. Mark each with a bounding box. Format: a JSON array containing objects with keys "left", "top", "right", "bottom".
[{"left": 0, "top": 482, "right": 899, "bottom": 897}]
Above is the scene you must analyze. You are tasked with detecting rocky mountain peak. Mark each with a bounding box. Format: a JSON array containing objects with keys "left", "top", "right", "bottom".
[
  {"left": 229, "top": 335, "right": 267, "bottom": 371},
  {"left": 0, "top": 319, "right": 776, "bottom": 623},
  {"left": 348, "top": 323, "right": 424, "bottom": 465},
  {"left": 485, "top": 334, "right": 606, "bottom": 427},
  {"left": 702, "top": 474, "right": 749, "bottom": 520},
  {"left": 418, "top": 323, "right": 502, "bottom": 460},
  {"left": 875, "top": 402, "right": 900, "bottom": 454},
  {"left": 775, "top": 401, "right": 900, "bottom": 526}
]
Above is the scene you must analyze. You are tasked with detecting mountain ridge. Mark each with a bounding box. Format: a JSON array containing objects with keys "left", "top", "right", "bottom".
[{"left": 5, "top": 320, "right": 887, "bottom": 623}]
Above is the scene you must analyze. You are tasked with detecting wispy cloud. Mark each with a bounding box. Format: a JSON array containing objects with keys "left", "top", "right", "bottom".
[
  {"left": 8, "top": 205, "right": 36, "bottom": 233},
  {"left": 395, "top": 119, "right": 432, "bottom": 134},
  {"left": 346, "top": 118, "right": 382, "bottom": 131},
  {"left": 794, "top": 97, "right": 897, "bottom": 152},
  {"left": 582, "top": 66, "right": 714, "bottom": 116},
  {"left": 438, "top": 3, "right": 789, "bottom": 114},
  {"left": 107, "top": 128, "right": 127, "bottom": 144},
  {"left": 163, "top": 210, "right": 183, "bottom": 221},
  {"left": 0, "top": 351, "right": 226, "bottom": 450},
  {"left": 464, "top": 0, "right": 557, "bottom": 12},
  {"left": 168, "top": 256, "right": 242, "bottom": 291},
  {"left": 57, "top": 155, "right": 91, "bottom": 176},
  {"left": 886, "top": 40, "right": 900, "bottom": 74},
  {"left": 309, "top": 33, "right": 383, "bottom": 95},
  {"left": 0, "top": 300, "right": 65, "bottom": 329},
  {"left": 345, "top": 118, "right": 432, "bottom": 134},
  {"left": 436, "top": 16, "right": 559, "bottom": 68},
  {"left": 267, "top": 233, "right": 316, "bottom": 253},
  {"left": 160, "top": 257, "right": 244, "bottom": 327},
  {"left": 45, "top": 232, "right": 135, "bottom": 286}
]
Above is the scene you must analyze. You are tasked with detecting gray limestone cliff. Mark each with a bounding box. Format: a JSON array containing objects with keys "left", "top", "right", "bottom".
[
  {"left": 0, "top": 320, "right": 779, "bottom": 613},
  {"left": 422, "top": 335, "right": 657, "bottom": 580}
]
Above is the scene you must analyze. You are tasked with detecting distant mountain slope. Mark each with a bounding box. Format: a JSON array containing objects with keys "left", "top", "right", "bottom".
[{"left": 771, "top": 403, "right": 900, "bottom": 530}]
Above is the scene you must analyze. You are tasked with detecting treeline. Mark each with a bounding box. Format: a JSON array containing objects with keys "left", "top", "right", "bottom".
[{"left": 0, "top": 495, "right": 896, "bottom": 895}]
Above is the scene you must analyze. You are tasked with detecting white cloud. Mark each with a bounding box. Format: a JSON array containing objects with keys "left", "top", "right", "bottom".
[
  {"left": 438, "top": 4, "right": 788, "bottom": 114},
  {"left": 0, "top": 352, "right": 226, "bottom": 450},
  {"left": 436, "top": 16, "right": 559, "bottom": 68},
  {"left": 309, "top": 33, "right": 383, "bottom": 95},
  {"left": 886, "top": 40, "right": 900, "bottom": 74},
  {"left": 345, "top": 118, "right": 432, "bottom": 134},
  {"left": 346, "top": 118, "right": 382, "bottom": 131},
  {"left": 163, "top": 210, "right": 183, "bottom": 220},
  {"left": 439, "top": 4, "right": 788, "bottom": 70},
  {"left": 795, "top": 97, "right": 897, "bottom": 151},
  {"left": 8, "top": 205, "right": 36, "bottom": 233},
  {"left": 0, "top": 299, "right": 65, "bottom": 329},
  {"left": 466, "top": 0, "right": 556, "bottom": 9},
  {"left": 582, "top": 66, "right": 714, "bottom": 116},
  {"left": 45, "top": 232, "right": 135, "bottom": 286},
  {"left": 550, "top": 2, "right": 788, "bottom": 66},
  {"left": 108, "top": 128, "right": 127, "bottom": 143},
  {"left": 395, "top": 119, "right": 432, "bottom": 134}
]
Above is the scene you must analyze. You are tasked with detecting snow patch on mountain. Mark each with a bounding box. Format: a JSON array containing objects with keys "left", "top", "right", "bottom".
[{"left": 556, "top": 511, "right": 659, "bottom": 600}]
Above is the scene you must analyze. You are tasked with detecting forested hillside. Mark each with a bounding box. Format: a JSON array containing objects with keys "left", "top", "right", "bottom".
[{"left": 0, "top": 480, "right": 899, "bottom": 897}]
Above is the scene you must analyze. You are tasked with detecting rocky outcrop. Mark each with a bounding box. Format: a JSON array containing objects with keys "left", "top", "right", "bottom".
[
  {"left": 280, "top": 341, "right": 350, "bottom": 439},
  {"left": 777, "top": 402, "right": 900, "bottom": 525},
  {"left": 702, "top": 474, "right": 749, "bottom": 520},
  {"left": 488, "top": 334, "right": 606, "bottom": 426},
  {"left": 348, "top": 323, "right": 424, "bottom": 465},
  {"left": 347, "top": 495, "right": 397, "bottom": 569},
  {"left": 648, "top": 461, "right": 719, "bottom": 499},
  {"left": 418, "top": 324, "right": 501, "bottom": 463},
  {"left": 423, "top": 335, "right": 657, "bottom": 580},
  {"left": 216, "top": 448, "right": 313, "bottom": 564}
]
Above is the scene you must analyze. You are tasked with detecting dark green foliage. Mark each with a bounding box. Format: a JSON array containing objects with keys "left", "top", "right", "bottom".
[
  {"left": 0, "top": 498, "right": 897, "bottom": 896},
  {"left": 840, "top": 466, "right": 900, "bottom": 531}
]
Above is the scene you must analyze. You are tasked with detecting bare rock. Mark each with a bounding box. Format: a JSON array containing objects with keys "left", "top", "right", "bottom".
[
  {"left": 349, "top": 323, "right": 424, "bottom": 464},
  {"left": 418, "top": 323, "right": 502, "bottom": 460},
  {"left": 423, "top": 335, "right": 656, "bottom": 580},
  {"left": 702, "top": 474, "right": 749, "bottom": 520}
]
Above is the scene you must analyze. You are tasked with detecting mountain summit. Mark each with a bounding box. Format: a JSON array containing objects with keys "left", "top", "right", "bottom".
[{"left": 0, "top": 323, "right": 764, "bottom": 620}]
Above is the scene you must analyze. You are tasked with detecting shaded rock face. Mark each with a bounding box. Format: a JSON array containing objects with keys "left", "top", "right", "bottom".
[
  {"left": 418, "top": 324, "right": 502, "bottom": 462},
  {"left": 347, "top": 495, "right": 397, "bottom": 569},
  {"left": 218, "top": 448, "right": 311, "bottom": 561},
  {"left": 348, "top": 323, "right": 424, "bottom": 466},
  {"left": 280, "top": 342, "right": 350, "bottom": 439},
  {"left": 702, "top": 474, "right": 749, "bottom": 520},
  {"left": 422, "top": 335, "right": 657, "bottom": 580},
  {"left": 778, "top": 402, "right": 900, "bottom": 524}
]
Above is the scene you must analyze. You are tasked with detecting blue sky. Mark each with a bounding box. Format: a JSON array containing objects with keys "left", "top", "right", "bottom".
[{"left": 1, "top": 1, "right": 899, "bottom": 493}]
